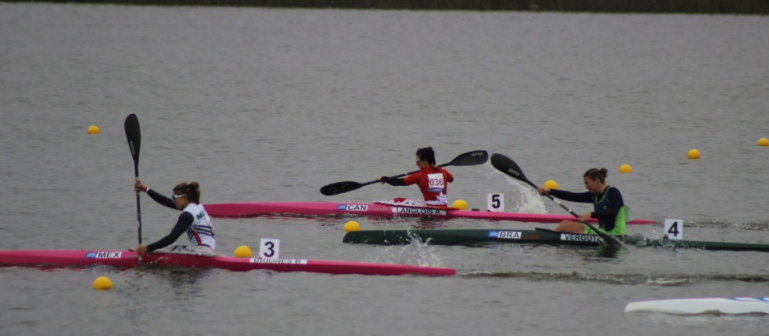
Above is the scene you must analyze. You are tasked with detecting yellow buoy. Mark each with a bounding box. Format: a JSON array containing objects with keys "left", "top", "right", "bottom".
[
  {"left": 233, "top": 245, "right": 253, "bottom": 258},
  {"left": 452, "top": 199, "right": 468, "bottom": 210},
  {"left": 758, "top": 138, "right": 768, "bottom": 147},
  {"left": 619, "top": 164, "right": 633, "bottom": 173},
  {"left": 544, "top": 180, "right": 558, "bottom": 190},
  {"left": 344, "top": 220, "right": 360, "bottom": 232},
  {"left": 87, "top": 125, "right": 100, "bottom": 135},
  {"left": 687, "top": 149, "right": 701, "bottom": 160},
  {"left": 93, "top": 276, "right": 113, "bottom": 290}
]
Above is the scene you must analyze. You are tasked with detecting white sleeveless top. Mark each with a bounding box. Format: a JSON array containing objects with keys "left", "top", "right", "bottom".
[{"left": 182, "top": 203, "right": 215, "bottom": 250}]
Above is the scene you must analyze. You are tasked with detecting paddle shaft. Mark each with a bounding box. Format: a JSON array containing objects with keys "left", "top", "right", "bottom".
[
  {"left": 518, "top": 178, "right": 596, "bottom": 223},
  {"left": 133, "top": 168, "right": 142, "bottom": 245},
  {"left": 320, "top": 150, "right": 488, "bottom": 196},
  {"left": 367, "top": 160, "right": 457, "bottom": 187},
  {"left": 320, "top": 163, "right": 454, "bottom": 195}
]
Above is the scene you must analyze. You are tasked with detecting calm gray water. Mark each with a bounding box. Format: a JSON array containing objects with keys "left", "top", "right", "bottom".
[{"left": 1, "top": 3, "right": 768, "bottom": 335}]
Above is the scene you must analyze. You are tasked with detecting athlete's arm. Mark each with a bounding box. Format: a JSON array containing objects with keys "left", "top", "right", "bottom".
[
  {"left": 146, "top": 212, "right": 194, "bottom": 252},
  {"left": 146, "top": 189, "right": 177, "bottom": 210},
  {"left": 547, "top": 189, "right": 592, "bottom": 203},
  {"left": 380, "top": 176, "right": 406, "bottom": 186}
]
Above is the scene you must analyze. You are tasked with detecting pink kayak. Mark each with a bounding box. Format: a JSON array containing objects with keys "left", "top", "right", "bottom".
[
  {"left": 0, "top": 250, "right": 455, "bottom": 277},
  {"left": 205, "top": 202, "right": 657, "bottom": 225}
]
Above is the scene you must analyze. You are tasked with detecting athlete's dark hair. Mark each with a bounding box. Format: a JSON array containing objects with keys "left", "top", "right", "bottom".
[
  {"left": 173, "top": 182, "right": 201, "bottom": 203},
  {"left": 584, "top": 168, "right": 608, "bottom": 183},
  {"left": 416, "top": 147, "right": 436, "bottom": 166}
]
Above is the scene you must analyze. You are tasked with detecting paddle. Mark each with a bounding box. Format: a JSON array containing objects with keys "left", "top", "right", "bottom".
[
  {"left": 490, "top": 153, "right": 625, "bottom": 249},
  {"left": 124, "top": 114, "right": 142, "bottom": 248},
  {"left": 320, "top": 150, "right": 489, "bottom": 196}
]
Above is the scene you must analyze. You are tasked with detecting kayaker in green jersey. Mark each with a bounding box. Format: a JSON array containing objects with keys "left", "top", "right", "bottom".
[{"left": 537, "top": 168, "right": 628, "bottom": 236}]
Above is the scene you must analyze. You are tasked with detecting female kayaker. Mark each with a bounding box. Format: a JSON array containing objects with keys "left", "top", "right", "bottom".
[
  {"left": 537, "top": 168, "right": 628, "bottom": 236},
  {"left": 134, "top": 179, "right": 216, "bottom": 256},
  {"left": 377, "top": 147, "right": 454, "bottom": 206}
]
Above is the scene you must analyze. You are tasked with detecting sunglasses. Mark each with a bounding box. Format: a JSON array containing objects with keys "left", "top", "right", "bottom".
[{"left": 172, "top": 194, "right": 187, "bottom": 201}]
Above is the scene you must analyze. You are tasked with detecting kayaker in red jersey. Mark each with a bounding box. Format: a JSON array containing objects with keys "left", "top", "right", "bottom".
[
  {"left": 377, "top": 147, "right": 454, "bottom": 206},
  {"left": 134, "top": 179, "right": 216, "bottom": 256}
]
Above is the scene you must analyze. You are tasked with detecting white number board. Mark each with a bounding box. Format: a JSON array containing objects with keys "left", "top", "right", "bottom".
[
  {"left": 258, "top": 238, "right": 281, "bottom": 259},
  {"left": 664, "top": 219, "right": 683, "bottom": 240},
  {"left": 487, "top": 193, "right": 504, "bottom": 212}
]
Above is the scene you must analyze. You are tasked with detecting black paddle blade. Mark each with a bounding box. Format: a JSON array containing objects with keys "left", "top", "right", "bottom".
[
  {"left": 449, "top": 150, "right": 489, "bottom": 166},
  {"left": 320, "top": 181, "right": 364, "bottom": 196},
  {"left": 490, "top": 153, "right": 535, "bottom": 187},
  {"left": 124, "top": 114, "right": 141, "bottom": 170}
]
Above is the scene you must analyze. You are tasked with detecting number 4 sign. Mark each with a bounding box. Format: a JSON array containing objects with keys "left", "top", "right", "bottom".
[
  {"left": 664, "top": 219, "right": 683, "bottom": 240},
  {"left": 258, "top": 238, "right": 280, "bottom": 259}
]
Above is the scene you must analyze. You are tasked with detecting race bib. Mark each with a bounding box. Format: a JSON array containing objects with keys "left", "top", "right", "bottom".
[{"left": 427, "top": 173, "right": 445, "bottom": 192}]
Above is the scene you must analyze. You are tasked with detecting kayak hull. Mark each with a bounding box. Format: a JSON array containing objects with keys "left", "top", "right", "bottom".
[
  {"left": 625, "top": 297, "right": 769, "bottom": 315},
  {"left": 342, "top": 229, "right": 769, "bottom": 252},
  {"left": 205, "top": 202, "right": 656, "bottom": 224},
  {"left": 0, "top": 250, "right": 455, "bottom": 276}
]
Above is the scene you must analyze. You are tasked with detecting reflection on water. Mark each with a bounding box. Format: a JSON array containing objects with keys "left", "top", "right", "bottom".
[
  {"left": 409, "top": 217, "right": 450, "bottom": 229},
  {"left": 131, "top": 266, "right": 211, "bottom": 293},
  {"left": 586, "top": 246, "right": 627, "bottom": 260}
]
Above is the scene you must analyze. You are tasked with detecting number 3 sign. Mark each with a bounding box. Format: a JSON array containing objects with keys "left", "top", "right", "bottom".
[{"left": 258, "top": 238, "right": 281, "bottom": 259}]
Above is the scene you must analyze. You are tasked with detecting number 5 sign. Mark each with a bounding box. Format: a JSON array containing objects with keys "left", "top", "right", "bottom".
[
  {"left": 258, "top": 238, "right": 281, "bottom": 259},
  {"left": 664, "top": 219, "right": 683, "bottom": 240},
  {"left": 487, "top": 193, "right": 504, "bottom": 212}
]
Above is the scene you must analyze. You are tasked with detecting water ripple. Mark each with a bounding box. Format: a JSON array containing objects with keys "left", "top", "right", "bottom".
[{"left": 460, "top": 270, "right": 769, "bottom": 285}]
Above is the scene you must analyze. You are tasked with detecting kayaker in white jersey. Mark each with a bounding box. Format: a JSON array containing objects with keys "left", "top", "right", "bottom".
[{"left": 134, "top": 179, "right": 216, "bottom": 256}]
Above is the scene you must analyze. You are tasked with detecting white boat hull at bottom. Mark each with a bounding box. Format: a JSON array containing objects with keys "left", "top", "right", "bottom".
[{"left": 625, "top": 297, "right": 769, "bottom": 315}]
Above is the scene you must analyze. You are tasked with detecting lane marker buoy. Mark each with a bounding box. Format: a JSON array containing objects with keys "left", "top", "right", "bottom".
[
  {"left": 544, "top": 180, "right": 558, "bottom": 190},
  {"left": 452, "top": 199, "right": 468, "bottom": 210},
  {"left": 93, "top": 276, "right": 112, "bottom": 290},
  {"left": 234, "top": 245, "right": 253, "bottom": 258},
  {"left": 344, "top": 221, "right": 360, "bottom": 232}
]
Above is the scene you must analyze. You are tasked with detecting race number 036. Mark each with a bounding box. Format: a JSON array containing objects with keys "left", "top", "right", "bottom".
[{"left": 427, "top": 173, "right": 445, "bottom": 192}]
